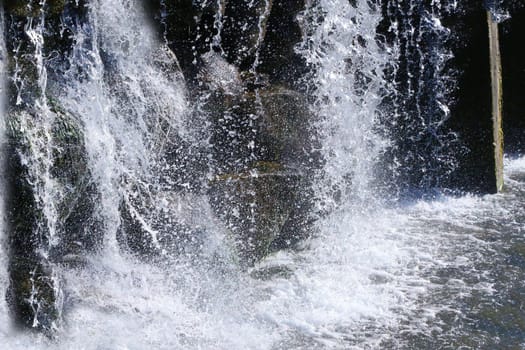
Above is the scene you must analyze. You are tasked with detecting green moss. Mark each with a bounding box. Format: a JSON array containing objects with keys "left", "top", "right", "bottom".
[
  {"left": 4, "top": 0, "right": 67, "bottom": 17},
  {"left": 253, "top": 161, "right": 283, "bottom": 172}
]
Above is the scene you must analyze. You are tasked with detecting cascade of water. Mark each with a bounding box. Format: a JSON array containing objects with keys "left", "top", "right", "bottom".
[
  {"left": 302, "top": 0, "right": 391, "bottom": 210},
  {"left": 3, "top": 0, "right": 74, "bottom": 331},
  {"left": 211, "top": 0, "right": 226, "bottom": 52},
  {"left": 250, "top": 0, "right": 272, "bottom": 75},
  {"left": 2, "top": 0, "right": 523, "bottom": 348},
  {"left": 60, "top": 0, "right": 212, "bottom": 258},
  {"left": 14, "top": 0, "right": 58, "bottom": 250}
]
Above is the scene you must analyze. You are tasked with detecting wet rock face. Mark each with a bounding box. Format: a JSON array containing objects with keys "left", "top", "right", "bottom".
[
  {"left": 148, "top": 0, "right": 309, "bottom": 89},
  {"left": 206, "top": 87, "right": 316, "bottom": 174},
  {"left": 377, "top": 0, "right": 502, "bottom": 195},
  {"left": 48, "top": 105, "right": 103, "bottom": 260},
  {"left": 204, "top": 85, "right": 317, "bottom": 265},
  {"left": 4, "top": 0, "right": 67, "bottom": 17},
  {"left": 209, "top": 166, "right": 307, "bottom": 265},
  {"left": 4, "top": 127, "right": 56, "bottom": 332},
  {"left": 117, "top": 188, "right": 207, "bottom": 262},
  {"left": 4, "top": 2, "right": 97, "bottom": 333},
  {"left": 145, "top": 0, "right": 317, "bottom": 264},
  {"left": 5, "top": 106, "right": 100, "bottom": 332},
  {"left": 203, "top": 84, "right": 317, "bottom": 266},
  {"left": 258, "top": 0, "right": 309, "bottom": 90},
  {"left": 6, "top": 258, "right": 61, "bottom": 332},
  {"left": 145, "top": 0, "right": 218, "bottom": 85},
  {"left": 221, "top": 0, "right": 273, "bottom": 69}
]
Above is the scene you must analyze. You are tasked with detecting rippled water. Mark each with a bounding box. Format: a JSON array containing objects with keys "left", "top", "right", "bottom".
[{"left": 0, "top": 156, "right": 523, "bottom": 349}]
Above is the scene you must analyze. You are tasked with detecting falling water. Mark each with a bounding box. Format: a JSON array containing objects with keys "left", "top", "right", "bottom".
[
  {"left": 303, "top": 0, "right": 391, "bottom": 207},
  {"left": 60, "top": 0, "right": 193, "bottom": 252},
  {"left": 0, "top": 0, "right": 524, "bottom": 349}
]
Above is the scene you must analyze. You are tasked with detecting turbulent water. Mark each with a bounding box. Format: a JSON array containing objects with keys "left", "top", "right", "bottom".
[
  {"left": 0, "top": 0, "right": 524, "bottom": 349},
  {"left": 1, "top": 154, "right": 524, "bottom": 349}
]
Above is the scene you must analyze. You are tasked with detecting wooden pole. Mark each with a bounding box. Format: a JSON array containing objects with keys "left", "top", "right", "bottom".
[{"left": 487, "top": 10, "right": 504, "bottom": 192}]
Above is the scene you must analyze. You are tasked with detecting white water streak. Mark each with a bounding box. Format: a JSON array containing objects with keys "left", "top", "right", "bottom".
[
  {"left": 305, "top": 0, "right": 391, "bottom": 207},
  {"left": 62, "top": 0, "right": 189, "bottom": 249}
]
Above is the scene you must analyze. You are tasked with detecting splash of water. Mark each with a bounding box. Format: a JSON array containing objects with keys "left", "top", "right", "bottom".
[{"left": 0, "top": 0, "right": 521, "bottom": 349}]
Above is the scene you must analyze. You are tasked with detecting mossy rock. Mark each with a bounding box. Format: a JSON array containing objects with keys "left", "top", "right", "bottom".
[
  {"left": 204, "top": 86, "right": 318, "bottom": 265},
  {"left": 4, "top": 1, "right": 88, "bottom": 108},
  {"left": 209, "top": 163, "right": 308, "bottom": 266},
  {"left": 258, "top": 87, "right": 318, "bottom": 168},
  {"left": 117, "top": 189, "right": 206, "bottom": 262},
  {"left": 5, "top": 100, "right": 101, "bottom": 332},
  {"left": 205, "top": 86, "right": 317, "bottom": 174},
  {"left": 6, "top": 100, "right": 101, "bottom": 255},
  {"left": 4, "top": 0, "right": 68, "bottom": 17}
]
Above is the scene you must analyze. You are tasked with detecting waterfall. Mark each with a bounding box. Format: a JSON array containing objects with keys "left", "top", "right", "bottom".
[
  {"left": 0, "top": 0, "right": 524, "bottom": 348},
  {"left": 376, "top": 0, "right": 465, "bottom": 197},
  {"left": 60, "top": 0, "right": 198, "bottom": 255},
  {"left": 303, "top": 0, "right": 392, "bottom": 209}
]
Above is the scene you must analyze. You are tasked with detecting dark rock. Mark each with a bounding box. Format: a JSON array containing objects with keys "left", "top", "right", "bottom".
[
  {"left": 377, "top": 0, "right": 503, "bottom": 195},
  {"left": 221, "top": 0, "right": 273, "bottom": 70},
  {"left": 47, "top": 101, "right": 103, "bottom": 260},
  {"left": 117, "top": 189, "right": 206, "bottom": 261},
  {"left": 145, "top": 0, "right": 218, "bottom": 85},
  {"left": 206, "top": 86, "right": 318, "bottom": 175},
  {"left": 500, "top": 3, "right": 525, "bottom": 154},
  {"left": 5, "top": 103, "right": 101, "bottom": 331},
  {"left": 6, "top": 257, "right": 62, "bottom": 333},
  {"left": 443, "top": 3, "right": 503, "bottom": 194},
  {"left": 4, "top": 0, "right": 66, "bottom": 17},
  {"left": 258, "top": 0, "right": 310, "bottom": 90},
  {"left": 4, "top": 112, "right": 55, "bottom": 332},
  {"left": 145, "top": 0, "right": 319, "bottom": 265},
  {"left": 209, "top": 162, "right": 309, "bottom": 266}
]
